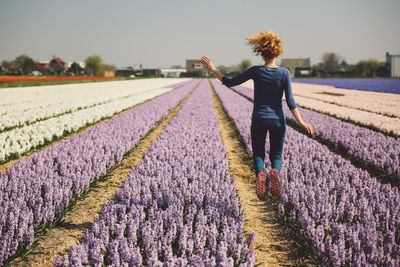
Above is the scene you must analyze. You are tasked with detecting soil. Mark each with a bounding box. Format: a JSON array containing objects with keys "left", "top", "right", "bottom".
[
  {"left": 11, "top": 84, "right": 198, "bottom": 267},
  {"left": 210, "top": 81, "right": 314, "bottom": 266}
]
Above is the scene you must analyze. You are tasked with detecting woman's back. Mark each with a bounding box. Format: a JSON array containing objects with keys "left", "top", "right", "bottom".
[{"left": 222, "top": 65, "right": 297, "bottom": 120}]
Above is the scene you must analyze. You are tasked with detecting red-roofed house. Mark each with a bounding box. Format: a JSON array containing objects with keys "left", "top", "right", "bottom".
[
  {"left": 35, "top": 61, "right": 49, "bottom": 74},
  {"left": 48, "top": 56, "right": 67, "bottom": 75}
]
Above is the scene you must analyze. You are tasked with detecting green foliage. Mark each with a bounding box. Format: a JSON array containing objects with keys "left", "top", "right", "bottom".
[
  {"left": 1, "top": 59, "right": 20, "bottom": 75},
  {"left": 69, "top": 62, "right": 85, "bottom": 76},
  {"left": 322, "top": 52, "right": 341, "bottom": 73},
  {"left": 354, "top": 59, "right": 380, "bottom": 77},
  {"left": 15, "top": 54, "right": 37, "bottom": 75},
  {"left": 84, "top": 55, "right": 104, "bottom": 76},
  {"left": 217, "top": 65, "right": 229, "bottom": 75},
  {"left": 239, "top": 59, "right": 252, "bottom": 72}
]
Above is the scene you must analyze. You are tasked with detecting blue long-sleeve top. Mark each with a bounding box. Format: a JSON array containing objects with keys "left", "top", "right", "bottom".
[{"left": 222, "top": 65, "right": 297, "bottom": 120}]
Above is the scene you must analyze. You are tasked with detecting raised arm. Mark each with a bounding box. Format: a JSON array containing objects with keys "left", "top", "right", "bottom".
[
  {"left": 201, "top": 56, "right": 253, "bottom": 87},
  {"left": 201, "top": 56, "right": 224, "bottom": 81}
]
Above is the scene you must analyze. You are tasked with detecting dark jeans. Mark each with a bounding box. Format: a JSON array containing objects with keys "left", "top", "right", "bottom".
[{"left": 251, "top": 118, "right": 286, "bottom": 176}]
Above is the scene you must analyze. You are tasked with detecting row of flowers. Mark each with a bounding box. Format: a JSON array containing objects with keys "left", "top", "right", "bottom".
[
  {"left": 212, "top": 79, "right": 400, "bottom": 266},
  {"left": 1, "top": 78, "right": 189, "bottom": 132},
  {"left": 54, "top": 79, "right": 255, "bottom": 266},
  {"left": 292, "top": 78, "right": 400, "bottom": 94},
  {"left": 293, "top": 95, "right": 400, "bottom": 136},
  {"left": 231, "top": 85, "right": 400, "bottom": 181},
  {"left": 0, "top": 79, "right": 196, "bottom": 264},
  {"left": 290, "top": 83, "right": 400, "bottom": 119},
  {"left": 0, "top": 79, "right": 191, "bottom": 163}
]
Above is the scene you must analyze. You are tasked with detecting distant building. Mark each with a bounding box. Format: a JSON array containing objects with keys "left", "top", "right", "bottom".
[
  {"left": 104, "top": 70, "right": 115, "bottom": 77},
  {"left": 36, "top": 58, "right": 67, "bottom": 76},
  {"left": 115, "top": 67, "right": 161, "bottom": 77},
  {"left": 161, "top": 68, "right": 187, "bottom": 78},
  {"left": 386, "top": 52, "right": 400, "bottom": 78},
  {"left": 48, "top": 56, "right": 67, "bottom": 75},
  {"left": 141, "top": 68, "right": 161, "bottom": 77},
  {"left": 35, "top": 61, "right": 49, "bottom": 74},
  {"left": 115, "top": 66, "right": 136, "bottom": 77},
  {"left": 186, "top": 59, "right": 208, "bottom": 76},
  {"left": 280, "top": 58, "right": 311, "bottom": 78}
]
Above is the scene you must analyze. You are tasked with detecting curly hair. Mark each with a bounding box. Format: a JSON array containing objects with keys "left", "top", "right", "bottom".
[{"left": 246, "top": 31, "right": 284, "bottom": 60}]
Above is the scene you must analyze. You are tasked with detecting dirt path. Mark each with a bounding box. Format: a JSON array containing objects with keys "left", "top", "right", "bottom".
[
  {"left": 210, "top": 81, "right": 313, "bottom": 266},
  {"left": 12, "top": 84, "right": 198, "bottom": 267}
]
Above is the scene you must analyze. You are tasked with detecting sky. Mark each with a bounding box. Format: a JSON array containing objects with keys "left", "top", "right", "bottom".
[{"left": 0, "top": 0, "right": 399, "bottom": 68}]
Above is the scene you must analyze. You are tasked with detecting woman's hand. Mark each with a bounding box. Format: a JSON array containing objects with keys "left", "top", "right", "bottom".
[
  {"left": 201, "top": 56, "right": 216, "bottom": 71},
  {"left": 300, "top": 121, "right": 315, "bottom": 135},
  {"left": 201, "top": 56, "right": 224, "bottom": 81},
  {"left": 290, "top": 108, "right": 315, "bottom": 135}
]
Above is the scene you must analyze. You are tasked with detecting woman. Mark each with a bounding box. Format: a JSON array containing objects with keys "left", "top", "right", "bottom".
[{"left": 201, "top": 30, "right": 314, "bottom": 200}]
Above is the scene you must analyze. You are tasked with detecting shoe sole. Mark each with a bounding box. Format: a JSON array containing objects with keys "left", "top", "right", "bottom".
[
  {"left": 256, "top": 172, "right": 267, "bottom": 200},
  {"left": 269, "top": 169, "right": 281, "bottom": 198}
]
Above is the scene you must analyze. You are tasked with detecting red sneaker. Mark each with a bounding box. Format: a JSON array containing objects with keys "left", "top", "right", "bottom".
[
  {"left": 269, "top": 169, "right": 281, "bottom": 198},
  {"left": 256, "top": 172, "right": 267, "bottom": 200}
]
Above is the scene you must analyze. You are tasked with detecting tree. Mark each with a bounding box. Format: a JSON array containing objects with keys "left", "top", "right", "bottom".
[
  {"left": 1, "top": 60, "right": 11, "bottom": 74},
  {"left": 354, "top": 60, "right": 367, "bottom": 77},
  {"left": 84, "top": 55, "right": 104, "bottom": 76},
  {"left": 322, "top": 52, "right": 341, "bottom": 74},
  {"left": 1, "top": 60, "right": 19, "bottom": 75},
  {"left": 239, "top": 59, "right": 252, "bottom": 72},
  {"left": 354, "top": 59, "right": 380, "bottom": 77},
  {"left": 339, "top": 60, "right": 350, "bottom": 72},
  {"left": 15, "top": 54, "right": 37, "bottom": 75},
  {"left": 70, "top": 62, "right": 85, "bottom": 76},
  {"left": 365, "top": 59, "right": 379, "bottom": 77}
]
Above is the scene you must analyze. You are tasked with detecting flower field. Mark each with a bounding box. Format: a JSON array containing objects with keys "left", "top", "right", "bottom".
[
  {"left": 231, "top": 85, "right": 400, "bottom": 182},
  {"left": 212, "top": 80, "right": 399, "bottom": 266},
  {"left": 0, "top": 78, "right": 399, "bottom": 266},
  {"left": 0, "top": 78, "right": 189, "bottom": 163},
  {"left": 54, "top": 80, "right": 255, "bottom": 266},
  {"left": 288, "top": 83, "right": 400, "bottom": 118},
  {"left": 292, "top": 78, "right": 400, "bottom": 94},
  {"left": 240, "top": 80, "right": 400, "bottom": 135}
]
